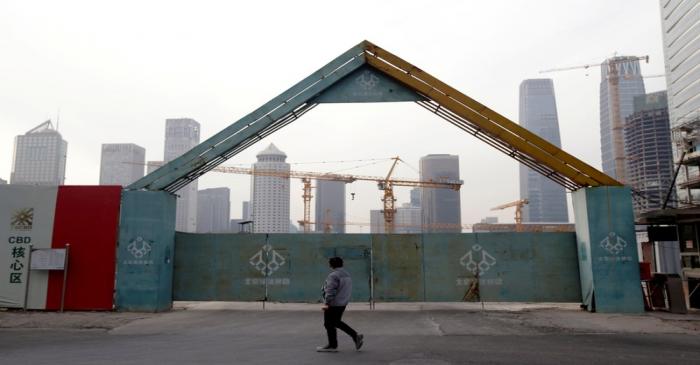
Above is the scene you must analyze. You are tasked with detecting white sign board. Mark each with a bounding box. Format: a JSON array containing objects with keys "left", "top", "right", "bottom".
[
  {"left": 0, "top": 185, "right": 58, "bottom": 308},
  {"left": 31, "top": 248, "right": 66, "bottom": 270}
]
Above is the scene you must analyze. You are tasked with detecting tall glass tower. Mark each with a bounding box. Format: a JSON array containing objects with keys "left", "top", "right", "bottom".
[
  {"left": 518, "top": 79, "right": 568, "bottom": 222},
  {"left": 314, "top": 180, "right": 346, "bottom": 233},
  {"left": 659, "top": 0, "right": 700, "bottom": 206},
  {"left": 419, "top": 154, "right": 461, "bottom": 233}
]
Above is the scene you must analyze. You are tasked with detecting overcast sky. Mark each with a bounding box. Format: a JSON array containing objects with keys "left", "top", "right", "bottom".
[{"left": 0, "top": 1, "right": 668, "bottom": 231}]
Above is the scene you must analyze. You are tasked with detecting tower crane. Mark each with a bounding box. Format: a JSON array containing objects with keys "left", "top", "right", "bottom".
[
  {"left": 378, "top": 157, "right": 401, "bottom": 234},
  {"left": 491, "top": 199, "right": 529, "bottom": 231},
  {"left": 140, "top": 160, "right": 463, "bottom": 234},
  {"left": 539, "top": 55, "right": 650, "bottom": 76}
]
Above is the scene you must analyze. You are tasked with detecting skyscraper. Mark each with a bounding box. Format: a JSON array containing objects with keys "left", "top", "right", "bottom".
[
  {"left": 242, "top": 201, "right": 251, "bottom": 221},
  {"left": 624, "top": 91, "right": 675, "bottom": 215},
  {"left": 599, "top": 57, "right": 646, "bottom": 182},
  {"left": 659, "top": 1, "right": 700, "bottom": 206},
  {"left": 99, "top": 143, "right": 145, "bottom": 186},
  {"left": 315, "top": 180, "right": 346, "bottom": 233},
  {"left": 11, "top": 120, "right": 67, "bottom": 186},
  {"left": 250, "top": 143, "right": 290, "bottom": 233},
  {"left": 197, "top": 187, "right": 231, "bottom": 233},
  {"left": 420, "top": 154, "right": 461, "bottom": 233},
  {"left": 518, "top": 79, "right": 569, "bottom": 222},
  {"left": 164, "top": 118, "right": 200, "bottom": 232}
]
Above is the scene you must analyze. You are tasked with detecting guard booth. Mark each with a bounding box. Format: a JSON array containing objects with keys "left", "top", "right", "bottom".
[
  {"left": 639, "top": 208, "right": 700, "bottom": 310},
  {"left": 114, "top": 40, "right": 644, "bottom": 313}
]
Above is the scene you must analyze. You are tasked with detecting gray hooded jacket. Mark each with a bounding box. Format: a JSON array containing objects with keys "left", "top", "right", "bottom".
[{"left": 323, "top": 268, "right": 352, "bottom": 306}]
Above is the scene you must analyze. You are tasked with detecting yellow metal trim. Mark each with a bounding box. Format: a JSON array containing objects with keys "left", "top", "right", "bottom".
[
  {"left": 363, "top": 42, "right": 622, "bottom": 188},
  {"left": 366, "top": 56, "right": 598, "bottom": 187}
]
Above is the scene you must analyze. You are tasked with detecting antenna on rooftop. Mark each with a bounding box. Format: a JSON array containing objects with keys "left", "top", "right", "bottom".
[{"left": 56, "top": 108, "right": 60, "bottom": 131}]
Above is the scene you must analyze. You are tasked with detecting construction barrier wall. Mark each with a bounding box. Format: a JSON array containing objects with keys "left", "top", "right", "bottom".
[
  {"left": 573, "top": 186, "right": 644, "bottom": 313},
  {"left": 0, "top": 185, "right": 121, "bottom": 310},
  {"left": 172, "top": 231, "right": 582, "bottom": 303},
  {"left": 115, "top": 190, "right": 176, "bottom": 312}
]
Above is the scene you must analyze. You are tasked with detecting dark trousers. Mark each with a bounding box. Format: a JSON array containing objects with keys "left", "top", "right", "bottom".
[{"left": 324, "top": 305, "right": 357, "bottom": 348}]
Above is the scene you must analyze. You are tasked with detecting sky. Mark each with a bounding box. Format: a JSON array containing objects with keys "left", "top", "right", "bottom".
[{"left": 0, "top": 1, "right": 668, "bottom": 231}]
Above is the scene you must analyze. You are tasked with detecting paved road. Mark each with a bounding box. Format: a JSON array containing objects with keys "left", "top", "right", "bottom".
[{"left": 1, "top": 308, "right": 699, "bottom": 364}]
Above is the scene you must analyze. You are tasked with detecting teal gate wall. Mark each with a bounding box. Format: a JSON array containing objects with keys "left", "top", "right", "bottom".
[{"left": 173, "top": 232, "right": 581, "bottom": 303}]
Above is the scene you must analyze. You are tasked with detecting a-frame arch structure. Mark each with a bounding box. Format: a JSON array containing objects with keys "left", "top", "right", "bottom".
[
  {"left": 128, "top": 40, "right": 620, "bottom": 193},
  {"left": 117, "top": 41, "right": 643, "bottom": 315}
]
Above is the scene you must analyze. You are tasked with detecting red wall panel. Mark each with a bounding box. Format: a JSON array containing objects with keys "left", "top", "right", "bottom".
[{"left": 46, "top": 186, "right": 121, "bottom": 310}]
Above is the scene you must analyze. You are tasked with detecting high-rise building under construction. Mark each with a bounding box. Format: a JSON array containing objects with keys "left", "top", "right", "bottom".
[
  {"left": 623, "top": 91, "right": 675, "bottom": 216},
  {"left": 599, "top": 57, "right": 646, "bottom": 182}
]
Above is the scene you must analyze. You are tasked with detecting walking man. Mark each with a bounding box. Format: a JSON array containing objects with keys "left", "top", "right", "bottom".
[{"left": 317, "top": 257, "right": 364, "bottom": 352}]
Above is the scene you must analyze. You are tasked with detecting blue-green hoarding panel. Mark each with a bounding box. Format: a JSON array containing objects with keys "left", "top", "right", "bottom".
[
  {"left": 173, "top": 232, "right": 582, "bottom": 303},
  {"left": 573, "top": 186, "right": 644, "bottom": 313},
  {"left": 115, "top": 191, "right": 176, "bottom": 312}
]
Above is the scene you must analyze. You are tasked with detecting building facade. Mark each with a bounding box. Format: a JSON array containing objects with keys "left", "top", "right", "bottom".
[
  {"left": 518, "top": 79, "right": 569, "bottom": 222},
  {"left": 624, "top": 92, "right": 675, "bottom": 215},
  {"left": 659, "top": 1, "right": 700, "bottom": 205},
  {"left": 242, "top": 201, "right": 251, "bottom": 221},
  {"left": 599, "top": 56, "right": 646, "bottom": 182},
  {"left": 370, "top": 209, "right": 384, "bottom": 233},
  {"left": 371, "top": 204, "right": 422, "bottom": 234},
  {"left": 99, "top": 143, "right": 145, "bottom": 186},
  {"left": 164, "top": 118, "right": 200, "bottom": 232},
  {"left": 420, "top": 154, "right": 461, "bottom": 232},
  {"left": 395, "top": 203, "right": 422, "bottom": 233},
  {"left": 146, "top": 161, "right": 162, "bottom": 174},
  {"left": 196, "top": 187, "right": 231, "bottom": 233},
  {"left": 250, "top": 143, "right": 290, "bottom": 233},
  {"left": 11, "top": 120, "right": 67, "bottom": 186},
  {"left": 314, "top": 180, "right": 346, "bottom": 233}
]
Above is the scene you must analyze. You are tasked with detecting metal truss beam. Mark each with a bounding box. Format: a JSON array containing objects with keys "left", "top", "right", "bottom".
[
  {"left": 364, "top": 42, "right": 621, "bottom": 189},
  {"left": 128, "top": 42, "right": 368, "bottom": 192},
  {"left": 129, "top": 40, "right": 619, "bottom": 193}
]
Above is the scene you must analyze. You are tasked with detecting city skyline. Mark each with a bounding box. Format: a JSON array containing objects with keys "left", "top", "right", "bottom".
[{"left": 0, "top": 1, "right": 668, "bottom": 229}]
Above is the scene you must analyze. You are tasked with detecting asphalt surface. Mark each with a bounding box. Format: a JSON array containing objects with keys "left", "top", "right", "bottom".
[{"left": 1, "top": 307, "right": 700, "bottom": 364}]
